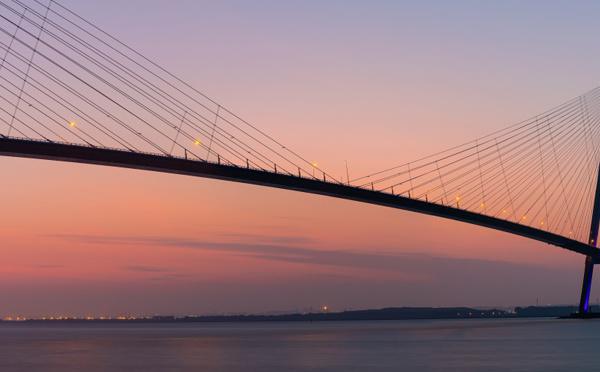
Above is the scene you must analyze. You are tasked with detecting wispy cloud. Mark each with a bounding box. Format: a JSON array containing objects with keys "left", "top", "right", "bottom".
[
  {"left": 48, "top": 233, "right": 542, "bottom": 276},
  {"left": 216, "top": 232, "right": 313, "bottom": 245},
  {"left": 124, "top": 265, "right": 169, "bottom": 273},
  {"left": 149, "top": 273, "right": 190, "bottom": 281},
  {"left": 40, "top": 233, "right": 576, "bottom": 307},
  {"left": 122, "top": 265, "right": 190, "bottom": 281}
]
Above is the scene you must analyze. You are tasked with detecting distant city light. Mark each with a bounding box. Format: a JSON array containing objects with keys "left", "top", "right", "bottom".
[{"left": 69, "top": 121, "right": 77, "bottom": 128}]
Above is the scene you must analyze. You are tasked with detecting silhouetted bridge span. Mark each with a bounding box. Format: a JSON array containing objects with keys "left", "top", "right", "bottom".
[
  {"left": 3, "top": 136, "right": 598, "bottom": 260},
  {"left": 1, "top": 0, "right": 600, "bottom": 316}
]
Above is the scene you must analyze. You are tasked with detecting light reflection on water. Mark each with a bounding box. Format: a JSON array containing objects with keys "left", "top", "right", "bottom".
[{"left": 0, "top": 318, "right": 596, "bottom": 371}]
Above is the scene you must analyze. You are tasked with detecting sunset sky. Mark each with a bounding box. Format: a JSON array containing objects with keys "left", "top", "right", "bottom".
[{"left": 2, "top": 0, "right": 600, "bottom": 317}]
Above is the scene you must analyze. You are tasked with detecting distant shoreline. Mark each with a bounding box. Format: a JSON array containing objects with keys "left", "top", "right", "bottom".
[{"left": 3, "top": 305, "right": 592, "bottom": 323}]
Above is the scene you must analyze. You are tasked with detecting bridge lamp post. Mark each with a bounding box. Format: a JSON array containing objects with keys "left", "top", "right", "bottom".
[{"left": 311, "top": 162, "right": 318, "bottom": 178}]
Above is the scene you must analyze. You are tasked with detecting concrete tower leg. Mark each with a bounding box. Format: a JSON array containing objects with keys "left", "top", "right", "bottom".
[{"left": 578, "top": 165, "right": 600, "bottom": 315}]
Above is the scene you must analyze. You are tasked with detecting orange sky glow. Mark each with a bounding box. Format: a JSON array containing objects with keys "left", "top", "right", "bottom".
[{"left": 1, "top": 0, "right": 600, "bottom": 316}]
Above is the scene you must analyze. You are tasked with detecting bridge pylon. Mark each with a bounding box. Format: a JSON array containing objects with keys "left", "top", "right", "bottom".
[{"left": 578, "top": 164, "right": 600, "bottom": 315}]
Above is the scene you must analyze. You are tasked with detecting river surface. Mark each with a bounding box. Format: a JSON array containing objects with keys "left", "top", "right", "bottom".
[{"left": 0, "top": 318, "right": 596, "bottom": 371}]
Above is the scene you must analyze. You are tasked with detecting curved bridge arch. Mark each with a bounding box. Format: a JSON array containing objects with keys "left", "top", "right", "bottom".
[{"left": 1, "top": 136, "right": 597, "bottom": 259}]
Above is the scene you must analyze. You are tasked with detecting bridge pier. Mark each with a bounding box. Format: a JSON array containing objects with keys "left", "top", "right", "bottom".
[
  {"left": 578, "top": 165, "right": 600, "bottom": 315},
  {"left": 579, "top": 256, "right": 595, "bottom": 314}
]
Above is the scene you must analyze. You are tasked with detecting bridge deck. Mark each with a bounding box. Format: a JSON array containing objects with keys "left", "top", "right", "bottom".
[{"left": 0, "top": 136, "right": 598, "bottom": 259}]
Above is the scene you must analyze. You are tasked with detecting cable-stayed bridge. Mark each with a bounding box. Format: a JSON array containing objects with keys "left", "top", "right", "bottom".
[{"left": 0, "top": 0, "right": 599, "bottom": 316}]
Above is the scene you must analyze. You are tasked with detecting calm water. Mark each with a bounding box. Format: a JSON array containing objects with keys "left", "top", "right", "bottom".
[{"left": 0, "top": 318, "right": 597, "bottom": 371}]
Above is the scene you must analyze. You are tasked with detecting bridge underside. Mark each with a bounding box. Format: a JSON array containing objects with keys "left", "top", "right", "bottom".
[{"left": 0, "top": 136, "right": 598, "bottom": 261}]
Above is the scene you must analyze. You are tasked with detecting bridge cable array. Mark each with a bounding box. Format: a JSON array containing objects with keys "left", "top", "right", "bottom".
[
  {"left": 0, "top": 0, "right": 339, "bottom": 182},
  {"left": 355, "top": 88, "right": 600, "bottom": 244}
]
